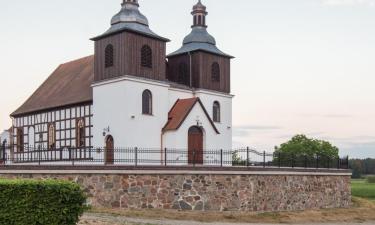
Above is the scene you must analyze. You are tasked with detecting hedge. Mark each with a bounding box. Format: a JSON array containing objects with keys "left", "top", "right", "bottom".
[{"left": 0, "top": 179, "right": 86, "bottom": 225}]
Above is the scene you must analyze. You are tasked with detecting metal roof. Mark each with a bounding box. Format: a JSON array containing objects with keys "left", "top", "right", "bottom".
[{"left": 91, "top": 1, "right": 169, "bottom": 42}]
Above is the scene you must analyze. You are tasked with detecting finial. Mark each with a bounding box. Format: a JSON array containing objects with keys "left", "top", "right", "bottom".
[
  {"left": 192, "top": 0, "right": 208, "bottom": 28},
  {"left": 123, "top": 0, "right": 139, "bottom": 6}
]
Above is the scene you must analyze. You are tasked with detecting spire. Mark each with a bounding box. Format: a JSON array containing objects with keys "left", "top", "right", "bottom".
[
  {"left": 167, "top": 1, "right": 233, "bottom": 58},
  {"left": 111, "top": 0, "right": 148, "bottom": 26},
  {"left": 192, "top": 0, "right": 208, "bottom": 28},
  {"left": 92, "top": 0, "right": 170, "bottom": 42}
]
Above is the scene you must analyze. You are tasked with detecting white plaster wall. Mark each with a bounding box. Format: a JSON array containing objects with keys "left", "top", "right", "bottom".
[
  {"left": 92, "top": 76, "right": 233, "bottom": 165},
  {"left": 92, "top": 77, "right": 170, "bottom": 151}
]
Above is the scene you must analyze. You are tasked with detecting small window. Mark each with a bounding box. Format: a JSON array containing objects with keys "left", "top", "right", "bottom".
[
  {"left": 178, "top": 63, "right": 188, "bottom": 85},
  {"left": 142, "top": 90, "right": 153, "bottom": 115},
  {"left": 211, "top": 62, "right": 220, "bottom": 82},
  {"left": 105, "top": 44, "right": 114, "bottom": 68},
  {"left": 141, "top": 45, "right": 152, "bottom": 68},
  {"left": 213, "top": 101, "right": 221, "bottom": 123},
  {"left": 16, "top": 128, "right": 24, "bottom": 152},
  {"left": 48, "top": 123, "right": 56, "bottom": 149},
  {"left": 76, "top": 119, "right": 85, "bottom": 147}
]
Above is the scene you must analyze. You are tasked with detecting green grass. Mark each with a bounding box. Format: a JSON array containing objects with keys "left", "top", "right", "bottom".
[{"left": 352, "top": 179, "right": 375, "bottom": 200}]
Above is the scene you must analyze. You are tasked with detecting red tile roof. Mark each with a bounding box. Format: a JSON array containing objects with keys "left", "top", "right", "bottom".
[
  {"left": 11, "top": 56, "right": 94, "bottom": 117},
  {"left": 163, "top": 98, "right": 219, "bottom": 134}
]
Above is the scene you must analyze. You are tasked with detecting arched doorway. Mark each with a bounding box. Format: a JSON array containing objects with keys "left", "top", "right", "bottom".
[
  {"left": 105, "top": 135, "right": 114, "bottom": 165},
  {"left": 188, "top": 126, "right": 204, "bottom": 165}
]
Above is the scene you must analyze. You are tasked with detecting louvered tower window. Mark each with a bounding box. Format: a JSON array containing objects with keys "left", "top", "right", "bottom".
[
  {"left": 211, "top": 62, "right": 220, "bottom": 82},
  {"left": 105, "top": 44, "right": 114, "bottom": 68},
  {"left": 178, "top": 63, "right": 188, "bottom": 85},
  {"left": 141, "top": 45, "right": 152, "bottom": 68}
]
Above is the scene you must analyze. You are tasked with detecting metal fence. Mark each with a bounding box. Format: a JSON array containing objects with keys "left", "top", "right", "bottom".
[{"left": 0, "top": 144, "right": 349, "bottom": 169}]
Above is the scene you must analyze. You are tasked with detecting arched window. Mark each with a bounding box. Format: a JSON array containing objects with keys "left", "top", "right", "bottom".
[
  {"left": 105, "top": 44, "right": 114, "bottom": 68},
  {"left": 76, "top": 119, "right": 85, "bottom": 147},
  {"left": 16, "top": 128, "right": 24, "bottom": 152},
  {"left": 142, "top": 90, "right": 153, "bottom": 115},
  {"left": 178, "top": 63, "right": 188, "bottom": 85},
  {"left": 141, "top": 45, "right": 152, "bottom": 68},
  {"left": 213, "top": 101, "right": 221, "bottom": 123},
  {"left": 211, "top": 62, "right": 220, "bottom": 82},
  {"left": 48, "top": 123, "right": 56, "bottom": 149},
  {"left": 198, "top": 15, "right": 202, "bottom": 25}
]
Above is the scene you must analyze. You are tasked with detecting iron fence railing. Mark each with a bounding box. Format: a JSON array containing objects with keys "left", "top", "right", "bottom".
[{"left": 0, "top": 144, "right": 349, "bottom": 169}]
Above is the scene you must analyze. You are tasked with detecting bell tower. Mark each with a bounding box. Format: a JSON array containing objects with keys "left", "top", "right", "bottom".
[
  {"left": 92, "top": 0, "right": 169, "bottom": 83},
  {"left": 167, "top": 1, "right": 233, "bottom": 94}
]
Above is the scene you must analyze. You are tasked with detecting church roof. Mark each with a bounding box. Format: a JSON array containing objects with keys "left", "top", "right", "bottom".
[
  {"left": 11, "top": 56, "right": 94, "bottom": 117},
  {"left": 163, "top": 98, "right": 219, "bottom": 134},
  {"left": 167, "top": 1, "right": 233, "bottom": 58},
  {"left": 91, "top": 0, "right": 169, "bottom": 42}
]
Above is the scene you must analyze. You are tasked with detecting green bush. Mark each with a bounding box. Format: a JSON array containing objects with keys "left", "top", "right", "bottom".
[
  {"left": 0, "top": 179, "right": 86, "bottom": 225},
  {"left": 367, "top": 176, "right": 375, "bottom": 184}
]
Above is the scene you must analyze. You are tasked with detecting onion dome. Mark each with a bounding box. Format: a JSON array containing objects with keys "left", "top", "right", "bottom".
[
  {"left": 168, "top": 1, "right": 232, "bottom": 58},
  {"left": 92, "top": 0, "right": 169, "bottom": 42}
]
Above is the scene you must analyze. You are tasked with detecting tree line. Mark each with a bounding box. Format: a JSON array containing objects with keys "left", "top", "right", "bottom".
[{"left": 350, "top": 158, "right": 375, "bottom": 178}]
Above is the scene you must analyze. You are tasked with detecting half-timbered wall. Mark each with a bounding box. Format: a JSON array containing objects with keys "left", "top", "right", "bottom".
[
  {"left": 94, "top": 31, "right": 167, "bottom": 82},
  {"left": 11, "top": 104, "right": 93, "bottom": 152}
]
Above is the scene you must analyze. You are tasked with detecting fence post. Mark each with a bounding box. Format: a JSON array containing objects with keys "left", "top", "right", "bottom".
[
  {"left": 316, "top": 154, "right": 319, "bottom": 169},
  {"left": 304, "top": 155, "right": 307, "bottom": 168},
  {"left": 72, "top": 147, "right": 75, "bottom": 166},
  {"left": 246, "top": 147, "right": 249, "bottom": 167},
  {"left": 135, "top": 147, "right": 138, "bottom": 167},
  {"left": 263, "top": 151, "right": 266, "bottom": 168},
  {"left": 291, "top": 154, "right": 294, "bottom": 168},
  {"left": 278, "top": 152, "right": 281, "bottom": 168},
  {"left": 220, "top": 149, "right": 223, "bottom": 167},
  {"left": 1, "top": 142, "right": 5, "bottom": 163},
  {"left": 337, "top": 157, "right": 340, "bottom": 169},
  {"left": 346, "top": 156, "right": 349, "bottom": 169},
  {"left": 327, "top": 156, "right": 330, "bottom": 169},
  {"left": 164, "top": 148, "right": 167, "bottom": 167}
]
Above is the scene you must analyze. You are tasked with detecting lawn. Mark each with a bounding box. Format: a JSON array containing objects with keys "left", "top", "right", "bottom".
[{"left": 352, "top": 179, "right": 375, "bottom": 201}]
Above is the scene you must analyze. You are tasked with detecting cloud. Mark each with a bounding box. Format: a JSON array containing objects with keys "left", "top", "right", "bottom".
[
  {"left": 321, "top": 0, "right": 375, "bottom": 6},
  {"left": 299, "top": 113, "right": 353, "bottom": 119},
  {"left": 234, "top": 125, "right": 283, "bottom": 131},
  {"left": 340, "top": 141, "right": 375, "bottom": 158},
  {"left": 233, "top": 125, "right": 283, "bottom": 138}
]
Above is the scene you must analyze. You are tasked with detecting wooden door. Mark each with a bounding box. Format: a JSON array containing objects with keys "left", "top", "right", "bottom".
[
  {"left": 188, "top": 126, "right": 203, "bottom": 164},
  {"left": 105, "top": 136, "right": 114, "bottom": 165}
]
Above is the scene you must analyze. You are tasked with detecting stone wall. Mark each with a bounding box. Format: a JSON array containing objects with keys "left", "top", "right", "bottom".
[{"left": 0, "top": 170, "right": 351, "bottom": 212}]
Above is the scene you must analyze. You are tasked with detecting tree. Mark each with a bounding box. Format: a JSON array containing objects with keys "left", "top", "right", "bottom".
[{"left": 274, "top": 134, "right": 339, "bottom": 158}]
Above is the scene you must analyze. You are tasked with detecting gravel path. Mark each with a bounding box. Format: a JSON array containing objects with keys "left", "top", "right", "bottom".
[{"left": 80, "top": 213, "right": 375, "bottom": 225}]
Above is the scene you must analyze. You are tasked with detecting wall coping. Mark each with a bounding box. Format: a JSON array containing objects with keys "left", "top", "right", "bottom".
[{"left": 0, "top": 166, "right": 351, "bottom": 176}]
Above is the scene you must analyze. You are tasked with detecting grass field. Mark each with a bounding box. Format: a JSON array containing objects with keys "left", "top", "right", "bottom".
[{"left": 352, "top": 179, "right": 375, "bottom": 201}]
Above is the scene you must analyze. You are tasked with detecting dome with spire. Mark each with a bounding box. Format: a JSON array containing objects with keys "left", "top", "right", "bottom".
[
  {"left": 92, "top": 0, "right": 169, "bottom": 42},
  {"left": 168, "top": 0, "right": 232, "bottom": 58}
]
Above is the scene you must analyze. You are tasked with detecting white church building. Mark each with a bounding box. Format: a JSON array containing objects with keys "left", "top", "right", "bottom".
[{"left": 9, "top": 0, "right": 234, "bottom": 165}]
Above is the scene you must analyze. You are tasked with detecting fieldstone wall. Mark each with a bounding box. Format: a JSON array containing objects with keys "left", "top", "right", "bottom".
[{"left": 0, "top": 172, "right": 351, "bottom": 212}]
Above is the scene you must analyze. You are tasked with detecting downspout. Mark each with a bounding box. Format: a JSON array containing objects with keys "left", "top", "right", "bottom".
[
  {"left": 188, "top": 51, "right": 192, "bottom": 88},
  {"left": 160, "top": 130, "right": 165, "bottom": 165}
]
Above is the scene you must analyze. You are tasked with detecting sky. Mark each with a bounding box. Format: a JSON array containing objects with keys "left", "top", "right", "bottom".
[{"left": 0, "top": 0, "right": 374, "bottom": 158}]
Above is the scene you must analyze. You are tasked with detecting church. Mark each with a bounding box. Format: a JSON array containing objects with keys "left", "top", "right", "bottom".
[{"left": 9, "top": 0, "right": 234, "bottom": 164}]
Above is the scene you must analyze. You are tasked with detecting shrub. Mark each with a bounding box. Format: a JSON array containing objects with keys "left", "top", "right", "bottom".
[
  {"left": 0, "top": 179, "right": 86, "bottom": 225},
  {"left": 367, "top": 176, "right": 375, "bottom": 184}
]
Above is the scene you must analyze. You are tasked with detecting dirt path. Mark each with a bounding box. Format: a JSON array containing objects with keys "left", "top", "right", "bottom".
[{"left": 80, "top": 213, "right": 375, "bottom": 225}]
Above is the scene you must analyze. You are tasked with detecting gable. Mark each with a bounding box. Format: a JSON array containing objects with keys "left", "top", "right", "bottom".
[
  {"left": 163, "top": 97, "right": 219, "bottom": 134},
  {"left": 11, "top": 56, "right": 94, "bottom": 117}
]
